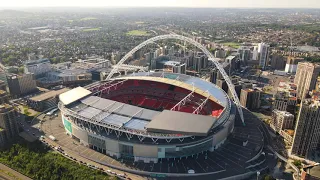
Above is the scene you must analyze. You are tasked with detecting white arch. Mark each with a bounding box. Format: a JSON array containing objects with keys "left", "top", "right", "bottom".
[{"left": 106, "top": 34, "right": 245, "bottom": 125}]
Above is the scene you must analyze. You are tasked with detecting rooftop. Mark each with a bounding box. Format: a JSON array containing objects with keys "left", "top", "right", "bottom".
[
  {"left": 25, "top": 59, "right": 50, "bottom": 65},
  {"left": 59, "top": 87, "right": 92, "bottom": 105},
  {"left": 68, "top": 96, "right": 217, "bottom": 136},
  {"left": 146, "top": 110, "right": 216, "bottom": 136},
  {"left": 30, "top": 88, "right": 70, "bottom": 102}
]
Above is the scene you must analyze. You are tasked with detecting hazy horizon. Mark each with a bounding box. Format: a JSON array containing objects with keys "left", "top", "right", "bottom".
[{"left": 1, "top": 0, "right": 320, "bottom": 9}]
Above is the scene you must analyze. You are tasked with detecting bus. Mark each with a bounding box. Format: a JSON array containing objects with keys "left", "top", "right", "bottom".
[{"left": 46, "top": 108, "right": 58, "bottom": 116}]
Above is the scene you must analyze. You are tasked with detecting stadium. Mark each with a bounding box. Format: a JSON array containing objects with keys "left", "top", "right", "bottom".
[{"left": 58, "top": 72, "right": 236, "bottom": 163}]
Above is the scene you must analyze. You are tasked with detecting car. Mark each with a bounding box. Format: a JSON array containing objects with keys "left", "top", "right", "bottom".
[
  {"left": 117, "top": 173, "right": 125, "bottom": 177},
  {"left": 188, "top": 169, "right": 195, "bottom": 174},
  {"left": 32, "top": 133, "right": 35, "bottom": 136}
]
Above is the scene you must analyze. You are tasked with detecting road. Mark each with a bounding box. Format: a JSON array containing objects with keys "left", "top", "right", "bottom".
[
  {"left": 20, "top": 110, "right": 144, "bottom": 180},
  {"left": 0, "top": 163, "right": 32, "bottom": 180}
]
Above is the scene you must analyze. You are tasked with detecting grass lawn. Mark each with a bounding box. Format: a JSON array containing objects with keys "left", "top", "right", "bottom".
[
  {"left": 126, "top": 30, "right": 150, "bottom": 36},
  {"left": 222, "top": 42, "right": 241, "bottom": 49},
  {"left": 80, "top": 17, "right": 97, "bottom": 21},
  {"left": 82, "top": 28, "right": 101, "bottom": 32}
]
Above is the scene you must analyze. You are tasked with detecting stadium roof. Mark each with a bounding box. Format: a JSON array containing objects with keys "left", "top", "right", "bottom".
[
  {"left": 30, "top": 88, "right": 70, "bottom": 102},
  {"left": 146, "top": 110, "right": 216, "bottom": 136},
  {"left": 67, "top": 95, "right": 217, "bottom": 136},
  {"left": 59, "top": 87, "right": 92, "bottom": 105}
]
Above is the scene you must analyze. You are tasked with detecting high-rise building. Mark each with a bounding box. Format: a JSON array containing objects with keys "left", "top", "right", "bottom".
[
  {"left": 193, "top": 55, "right": 208, "bottom": 72},
  {"left": 0, "top": 104, "right": 18, "bottom": 143},
  {"left": 210, "top": 68, "right": 223, "bottom": 84},
  {"left": 271, "top": 110, "right": 294, "bottom": 133},
  {"left": 294, "top": 62, "right": 320, "bottom": 98},
  {"left": 172, "top": 63, "right": 186, "bottom": 74},
  {"left": 214, "top": 49, "right": 226, "bottom": 58},
  {"left": 24, "top": 59, "right": 52, "bottom": 78},
  {"left": 252, "top": 46, "right": 259, "bottom": 61},
  {"left": 270, "top": 54, "right": 286, "bottom": 70},
  {"left": 110, "top": 53, "right": 116, "bottom": 65},
  {"left": 285, "top": 56, "right": 304, "bottom": 73},
  {"left": 216, "top": 79, "right": 228, "bottom": 93},
  {"left": 273, "top": 98, "right": 297, "bottom": 114},
  {"left": 237, "top": 47, "right": 251, "bottom": 65},
  {"left": 258, "top": 43, "right": 270, "bottom": 70},
  {"left": 240, "top": 88, "right": 261, "bottom": 110},
  {"left": 291, "top": 100, "right": 320, "bottom": 158},
  {"left": 0, "top": 128, "right": 6, "bottom": 147},
  {"left": 7, "top": 73, "right": 37, "bottom": 98}
]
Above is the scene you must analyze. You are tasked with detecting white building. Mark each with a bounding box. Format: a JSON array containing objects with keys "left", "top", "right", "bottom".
[
  {"left": 258, "top": 43, "right": 270, "bottom": 69},
  {"left": 24, "top": 59, "right": 52, "bottom": 77},
  {"left": 284, "top": 56, "right": 304, "bottom": 73}
]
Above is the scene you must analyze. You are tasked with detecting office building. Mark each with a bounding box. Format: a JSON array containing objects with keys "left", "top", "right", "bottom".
[
  {"left": 216, "top": 79, "right": 228, "bottom": 93},
  {"left": 24, "top": 59, "right": 52, "bottom": 78},
  {"left": 27, "top": 88, "right": 69, "bottom": 111},
  {"left": 237, "top": 47, "right": 251, "bottom": 65},
  {"left": 294, "top": 62, "right": 320, "bottom": 98},
  {"left": 285, "top": 56, "right": 304, "bottom": 73},
  {"left": 193, "top": 55, "right": 208, "bottom": 72},
  {"left": 7, "top": 73, "right": 37, "bottom": 98},
  {"left": 110, "top": 53, "right": 116, "bottom": 65},
  {"left": 291, "top": 100, "right": 320, "bottom": 158},
  {"left": 0, "top": 128, "right": 6, "bottom": 147},
  {"left": 172, "top": 63, "right": 186, "bottom": 74},
  {"left": 271, "top": 110, "right": 294, "bottom": 133},
  {"left": 210, "top": 68, "right": 223, "bottom": 84},
  {"left": 0, "top": 104, "right": 18, "bottom": 142},
  {"left": 214, "top": 49, "right": 226, "bottom": 58},
  {"left": 258, "top": 43, "right": 270, "bottom": 70},
  {"left": 270, "top": 54, "right": 286, "bottom": 70},
  {"left": 240, "top": 89, "right": 261, "bottom": 110},
  {"left": 252, "top": 46, "right": 259, "bottom": 61},
  {"left": 273, "top": 98, "right": 297, "bottom": 114}
]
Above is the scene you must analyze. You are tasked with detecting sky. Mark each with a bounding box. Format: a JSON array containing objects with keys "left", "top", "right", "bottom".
[{"left": 1, "top": 0, "right": 320, "bottom": 8}]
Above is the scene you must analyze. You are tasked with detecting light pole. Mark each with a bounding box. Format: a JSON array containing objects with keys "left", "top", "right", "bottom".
[{"left": 256, "top": 171, "right": 260, "bottom": 180}]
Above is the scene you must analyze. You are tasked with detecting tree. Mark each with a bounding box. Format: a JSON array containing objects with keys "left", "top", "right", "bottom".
[{"left": 18, "top": 66, "right": 24, "bottom": 74}]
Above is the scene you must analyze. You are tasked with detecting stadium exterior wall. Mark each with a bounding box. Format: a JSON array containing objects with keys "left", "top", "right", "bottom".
[{"left": 61, "top": 106, "right": 236, "bottom": 163}]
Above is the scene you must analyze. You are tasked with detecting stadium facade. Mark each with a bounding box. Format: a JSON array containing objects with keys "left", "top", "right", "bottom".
[{"left": 58, "top": 72, "right": 236, "bottom": 163}]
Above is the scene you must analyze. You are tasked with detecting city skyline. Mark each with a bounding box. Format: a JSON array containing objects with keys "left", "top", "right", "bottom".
[{"left": 1, "top": 0, "right": 320, "bottom": 8}]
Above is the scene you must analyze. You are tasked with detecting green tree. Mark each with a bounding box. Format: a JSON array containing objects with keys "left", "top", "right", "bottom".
[{"left": 18, "top": 66, "right": 24, "bottom": 74}]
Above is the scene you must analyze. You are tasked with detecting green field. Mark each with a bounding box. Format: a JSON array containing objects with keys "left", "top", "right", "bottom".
[
  {"left": 135, "top": 21, "right": 145, "bottom": 24},
  {"left": 82, "top": 28, "right": 101, "bottom": 32},
  {"left": 126, "top": 30, "right": 150, "bottom": 36},
  {"left": 222, "top": 42, "right": 241, "bottom": 49},
  {"left": 80, "top": 17, "right": 97, "bottom": 21}
]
